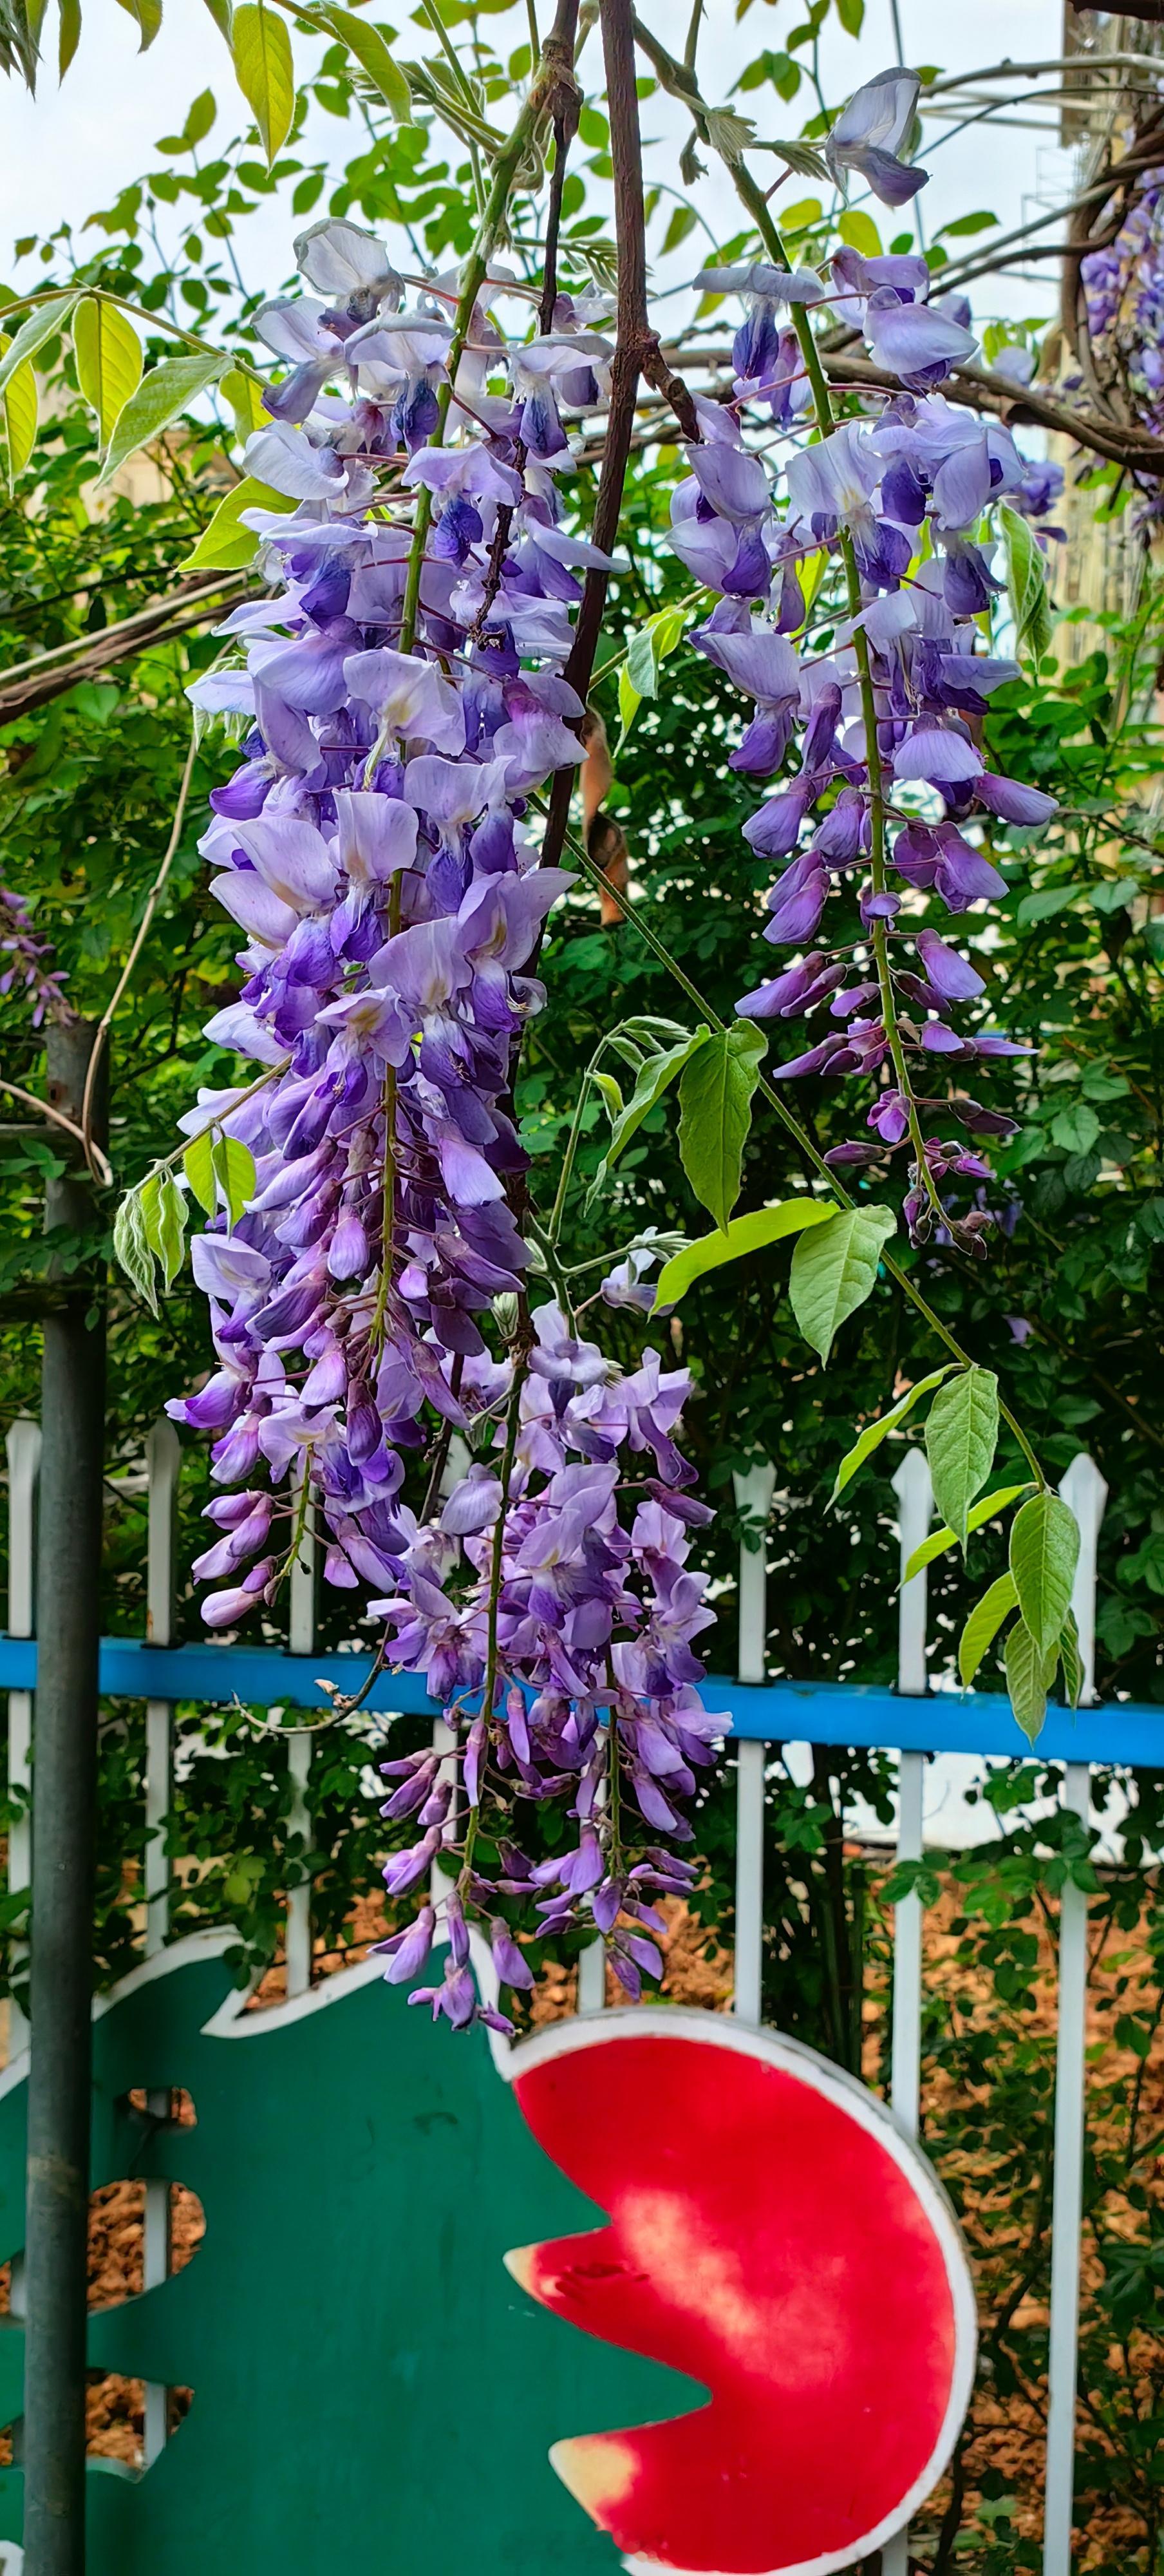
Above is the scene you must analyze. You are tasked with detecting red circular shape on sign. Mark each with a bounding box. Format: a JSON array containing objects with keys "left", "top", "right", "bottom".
[{"left": 507, "top": 2012, "right": 973, "bottom": 2576}]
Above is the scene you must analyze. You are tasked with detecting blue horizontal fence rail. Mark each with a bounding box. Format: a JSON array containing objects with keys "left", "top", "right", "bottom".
[{"left": 0, "top": 1632, "right": 1160, "bottom": 1767}]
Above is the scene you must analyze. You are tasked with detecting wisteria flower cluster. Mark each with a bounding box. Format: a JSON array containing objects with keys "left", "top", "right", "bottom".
[
  {"left": 1, "top": 882, "right": 71, "bottom": 1025},
  {"left": 1082, "top": 164, "right": 1164, "bottom": 515},
  {"left": 163, "top": 216, "right": 715, "bottom": 2025},
  {"left": 675, "top": 125, "right": 1061, "bottom": 1253}
]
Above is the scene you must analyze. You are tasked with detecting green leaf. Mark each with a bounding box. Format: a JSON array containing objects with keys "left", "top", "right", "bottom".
[
  {"left": 830, "top": 1367, "right": 954, "bottom": 1506},
  {"left": 903, "top": 1484, "right": 1033, "bottom": 1584},
  {"left": 1059, "top": 1608, "right": 1083, "bottom": 1712},
  {"left": 1009, "top": 1491, "right": 1080, "bottom": 1659},
  {"left": 937, "top": 208, "right": 998, "bottom": 238},
  {"left": 788, "top": 1204, "right": 896, "bottom": 1364},
  {"left": 592, "top": 1070, "right": 624, "bottom": 1124},
  {"left": 202, "top": 0, "right": 234, "bottom": 34},
  {"left": 231, "top": 0, "right": 296, "bottom": 165},
  {"left": 1049, "top": 1100, "right": 1101, "bottom": 1155},
  {"left": 590, "top": 1028, "right": 708, "bottom": 1200},
  {"left": 1005, "top": 1616, "right": 1057, "bottom": 1743},
  {"left": 219, "top": 363, "right": 267, "bottom": 444},
  {"left": 113, "top": 0, "right": 162, "bottom": 46},
  {"left": 72, "top": 297, "right": 143, "bottom": 446},
  {"left": 183, "top": 1131, "right": 218, "bottom": 1216},
  {"left": 678, "top": 1022, "right": 765, "bottom": 1233},
  {"left": 212, "top": 1133, "right": 256, "bottom": 1228},
  {"left": 58, "top": 0, "right": 82, "bottom": 74},
  {"left": 318, "top": 5, "right": 411, "bottom": 118},
  {"left": 925, "top": 1365, "right": 999, "bottom": 1550},
  {"left": 155, "top": 1175, "right": 187, "bottom": 1291},
  {"left": 661, "top": 202, "right": 697, "bottom": 254},
  {"left": 999, "top": 500, "right": 1053, "bottom": 667},
  {"left": 957, "top": 1572, "right": 1018, "bottom": 1687},
  {"left": 180, "top": 475, "right": 295, "bottom": 571},
  {"left": 838, "top": 208, "right": 881, "bottom": 258},
  {"left": 113, "top": 1189, "right": 159, "bottom": 1315},
  {"left": 0, "top": 294, "right": 77, "bottom": 403},
  {"left": 97, "top": 349, "right": 227, "bottom": 490},
  {"left": 617, "top": 662, "right": 641, "bottom": 736},
  {"left": 653, "top": 1198, "right": 835, "bottom": 1309},
  {"left": 0, "top": 336, "right": 37, "bottom": 488}
]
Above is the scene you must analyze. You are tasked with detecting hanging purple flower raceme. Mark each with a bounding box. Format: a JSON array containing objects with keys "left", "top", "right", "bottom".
[
  {"left": 1082, "top": 165, "right": 1164, "bottom": 520},
  {"left": 680, "top": 120, "right": 1060, "bottom": 1253},
  {"left": 166, "top": 222, "right": 718, "bottom": 2028},
  {"left": 0, "top": 884, "right": 72, "bottom": 1025}
]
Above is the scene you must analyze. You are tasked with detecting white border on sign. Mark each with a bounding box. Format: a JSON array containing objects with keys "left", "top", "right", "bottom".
[{"left": 503, "top": 2004, "right": 977, "bottom": 2576}]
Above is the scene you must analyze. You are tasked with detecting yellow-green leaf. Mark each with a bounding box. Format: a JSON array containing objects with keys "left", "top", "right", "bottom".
[
  {"left": 0, "top": 294, "right": 77, "bottom": 403},
  {"left": 180, "top": 475, "right": 295, "bottom": 571},
  {"left": 72, "top": 298, "right": 143, "bottom": 446},
  {"left": 212, "top": 1132, "right": 256, "bottom": 1228},
  {"left": 232, "top": 0, "right": 296, "bottom": 166},
  {"left": 113, "top": 0, "right": 162, "bottom": 46},
  {"left": 957, "top": 1572, "right": 1018, "bottom": 1688},
  {"left": 903, "top": 1483, "right": 1033, "bottom": 1585},
  {"left": 838, "top": 207, "right": 881, "bottom": 258},
  {"left": 653, "top": 1198, "right": 835, "bottom": 1309},
  {"left": 183, "top": 1131, "right": 218, "bottom": 1216},
  {"left": 319, "top": 4, "right": 411, "bottom": 119},
  {"left": 97, "top": 349, "right": 226, "bottom": 491},
  {"left": 220, "top": 363, "right": 267, "bottom": 443},
  {"left": 0, "top": 336, "right": 37, "bottom": 487},
  {"left": 830, "top": 1367, "right": 953, "bottom": 1507}
]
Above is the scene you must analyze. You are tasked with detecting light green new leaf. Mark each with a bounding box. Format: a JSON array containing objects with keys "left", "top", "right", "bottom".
[
  {"left": 925, "top": 1364, "right": 1000, "bottom": 1549},
  {"left": 72, "top": 297, "right": 143, "bottom": 446},
  {"left": 903, "top": 1482, "right": 1033, "bottom": 1585},
  {"left": 232, "top": 0, "right": 296, "bottom": 165},
  {"left": 97, "top": 350, "right": 227, "bottom": 490},
  {"left": 958, "top": 1572, "right": 1018, "bottom": 1687},
  {"left": 1060, "top": 1609, "right": 1084, "bottom": 1712},
  {"left": 617, "top": 662, "right": 640, "bottom": 735},
  {"left": 113, "top": 0, "right": 162, "bottom": 46},
  {"left": 653, "top": 1198, "right": 835, "bottom": 1310},
  {"left": 181, "top": 475, "right": 296, "bottom": 572},
  {"left": 830, "top": 1366, "right": 954, "bottom": 1507},
  {"left": 999, "top": 500, "right": 1053, "bottom": 667},
  {"left": 1005, "top": 1616, "right": 1058, "bottom": 1743},
  {"left": 219, "top": 364, "right": 267, "bottom": 444},
  {"left": 0, "top": 295, "right": 77, "bottom": 404},
  {"left": 590, "top": 1027, "right": 709, "bottom": 1203},
  {"left": 146, "top": 1174, "right": 188, "bottom": 1291},
  {"left": 0, "top": 336, "right": 37, "bottom": 488},
  {"left": 1009, "top": 1490, "right": 1080, "bottom": 1659},
  {"left": 592, "top": 1070, "right": 624, "bottom": 1124},
  {"left": 678, "top": 1023, "right": 765, "bottom": 1234},
  {"left": 789, "top": 1204, "right": 896, "bottom": 1365},
  {"left": 183, "top": 1132, "right": 218, "bottom": 1217},
  {"left": 203, "top": 0, "right": 234, "bottom": 35},
  {"left": 113, "top": 1189, "right": 159, "bottom": 1316},
  {"left": 322, "top": 5, "right": 411, "bottom": 118},
  {"left": 212, "top": 1133, "right": 256, "bottom": 1229}
]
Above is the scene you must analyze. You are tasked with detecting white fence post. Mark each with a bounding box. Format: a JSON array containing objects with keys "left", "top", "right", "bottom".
[
  {"left": 883, "top": 1443, "right": 933, "bottom": 2576},
  {"left": 144, "top": 1419, "right": 180, "bottom": 1961},
  {"left": 285, "top": 1468, "right": 316, "bottom": 2000},
  {"left": 732, "top": 1464, "right": 775, "bottom": 2025},
  {"left": 1043, "top": 1452, "right": 1107, "bottom": 2576},
  {"left": 5, "top": 1418, "right": 39, "bottom": 2061}
]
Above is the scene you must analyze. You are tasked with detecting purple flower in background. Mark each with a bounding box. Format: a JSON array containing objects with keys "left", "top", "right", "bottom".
[{"left": 825, "top": 69, "right": 929, "bottom": 208}]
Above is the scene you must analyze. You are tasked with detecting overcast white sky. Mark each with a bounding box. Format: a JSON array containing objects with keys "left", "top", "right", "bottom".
[{"left": 0, "top": 0, "right": 1074, "bottom": 326}]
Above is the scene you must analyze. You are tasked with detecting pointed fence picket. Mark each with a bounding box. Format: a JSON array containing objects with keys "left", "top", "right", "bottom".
[{"left": 0, "top": 1414, "right": 1137, "bottom": 2562}]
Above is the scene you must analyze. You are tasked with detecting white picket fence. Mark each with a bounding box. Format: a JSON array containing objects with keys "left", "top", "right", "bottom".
[{"left": 2, "top": 1417, "right": 1116, "bottom": 2568}]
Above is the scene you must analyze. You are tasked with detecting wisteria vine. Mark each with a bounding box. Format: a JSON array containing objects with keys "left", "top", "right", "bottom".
[{"left": 113, "top": 30, "right": 1087, "bottom": 2025}]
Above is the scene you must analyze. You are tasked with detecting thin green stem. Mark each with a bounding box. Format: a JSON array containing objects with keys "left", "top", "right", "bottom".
[
  {"left": 399, "top": 32, "right": 574, "bottom": 656},
  {"left": 461, "top": 1353, "right": 528, "bottom": 1892},
  {"left": 550, "top": 803, "right": 1046, "bottom": 1482}
]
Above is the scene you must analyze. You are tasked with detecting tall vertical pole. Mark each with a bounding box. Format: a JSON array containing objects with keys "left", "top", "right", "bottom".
[
  {"left": 732, "top": 1463, "right": 775, "bottom": 2025},
  {"left": 24, "top": 1019, "right": 108, "bottom": 2576},
  {"left": 883, "top": 1444, "right": 933, "bottom": 2576},
  {"left": 6, "top": 1416, "right": 41, "bottom": 2059}
]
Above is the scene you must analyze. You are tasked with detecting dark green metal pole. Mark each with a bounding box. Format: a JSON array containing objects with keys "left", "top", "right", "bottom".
[{"left": 24, "top": 1019, "right": 108, "bottom": 2576}]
